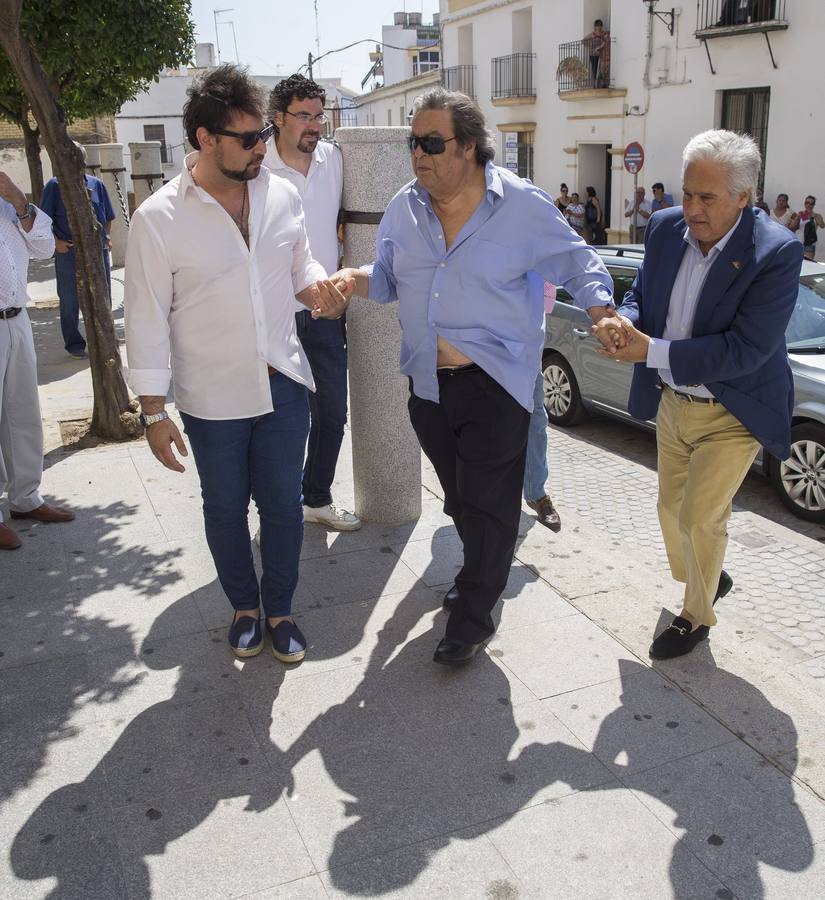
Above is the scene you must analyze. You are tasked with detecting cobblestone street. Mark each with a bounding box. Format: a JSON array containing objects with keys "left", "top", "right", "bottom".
[{"left": 545, "top": 415, "right": 825, "bottom": 670}]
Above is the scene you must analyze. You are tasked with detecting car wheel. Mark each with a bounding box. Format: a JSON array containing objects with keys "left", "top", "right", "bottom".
[
  {"left": 542, "top": 353, "right": 585, "bottom": 426},
  {"left": 769, "top": 422, "right": 825, "bottom": 523}
]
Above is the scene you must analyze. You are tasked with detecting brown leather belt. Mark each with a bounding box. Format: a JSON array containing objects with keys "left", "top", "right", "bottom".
[
  {"left": 664, "top": 383, "right": 716, "bottom": 404},
  {"left": 0, "top": 307, "right": 22, "bottom": 320}
]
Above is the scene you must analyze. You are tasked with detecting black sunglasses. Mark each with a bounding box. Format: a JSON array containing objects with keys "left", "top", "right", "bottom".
[
  {"left": 408, "top": 134, "right": 457, "bottom": 155},
  {"left": 212, "top": 122, "right": 275, "bottom": 150}
]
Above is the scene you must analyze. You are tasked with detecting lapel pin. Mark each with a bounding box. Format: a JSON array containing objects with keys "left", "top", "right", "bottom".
[{"left": 732, "top": 260, "right": 742, "bottom": 270}]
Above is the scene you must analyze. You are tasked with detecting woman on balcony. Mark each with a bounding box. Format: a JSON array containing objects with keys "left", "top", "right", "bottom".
[{"left": 585, "top": 19, "right": 610, "bottom": 89}]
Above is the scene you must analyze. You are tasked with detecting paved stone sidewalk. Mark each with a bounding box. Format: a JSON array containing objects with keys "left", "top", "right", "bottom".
[{"left": 1, "top": 278, "right": 824, "bottom": 898}]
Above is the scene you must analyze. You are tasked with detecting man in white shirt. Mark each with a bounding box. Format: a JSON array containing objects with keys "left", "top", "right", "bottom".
[
  {"left": 0, "top": 171, "right": 74, "bottom": 552},
  {"left": 125, "top": 66, "right": 348, "bottom": 663},
  {"left": 265, "top": 75, "right": 360, "bottom": 531},
  {"left": 624, "top": 186, "right": 652, "bottom": 243}
]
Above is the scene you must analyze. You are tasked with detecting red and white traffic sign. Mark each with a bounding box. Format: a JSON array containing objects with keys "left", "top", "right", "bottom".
[{"left": 624, "top": 142, "right": 645, "bottom": 175}]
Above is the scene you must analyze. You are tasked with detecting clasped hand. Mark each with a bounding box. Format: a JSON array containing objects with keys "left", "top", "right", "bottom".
[
  {"left": 590, "top": 315, "right": 650, "bottom": 363},
  {"left": 309, "top": 276, "right": 353, "bottom": 320}
]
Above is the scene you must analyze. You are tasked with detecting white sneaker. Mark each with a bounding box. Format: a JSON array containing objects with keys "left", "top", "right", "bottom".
[{"left": 303, "top": 503, "right": 362, "bottom": 531}]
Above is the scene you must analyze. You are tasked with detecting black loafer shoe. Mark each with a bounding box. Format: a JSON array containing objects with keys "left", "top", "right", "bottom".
[
  {"left": 442, "top": 584, "right": 459, "bottom": 613},
  {"left": 649, "top": 616, "right": 709, "bottom": 660},
  {"left": 433, "top": 637, "right": 484, "bottom": 666},
  {"left": 715, "top": 570, "right": 733, "bottom": 604},
  {"left": 228, "top": 615, "right": 263, "bottom": 659}
]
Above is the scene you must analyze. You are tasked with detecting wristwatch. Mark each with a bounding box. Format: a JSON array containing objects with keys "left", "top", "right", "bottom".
[
  {"left": 139, "top": 410, "right": 169, "bottom": 428},
  {"left": 16, "top": 202, "right": 35, "bottom": 221}
]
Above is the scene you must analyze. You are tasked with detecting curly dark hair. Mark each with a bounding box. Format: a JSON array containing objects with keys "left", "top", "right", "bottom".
[
  {"left": 183, "top": 64, "right": 265, "bottom": 150},
  {"left": 269, "top": 74, "right": 326, "bottom": 126}
]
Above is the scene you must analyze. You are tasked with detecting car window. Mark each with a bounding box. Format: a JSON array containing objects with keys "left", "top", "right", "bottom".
[
  {"left": 606, "top": 266, "right": 638, "bottom": 306},
  {"left": 553, "top": 265, "right": 638, "bottom": 308},
  {"left": 786, "top": 274, "right": 825, "bottom": 350}
]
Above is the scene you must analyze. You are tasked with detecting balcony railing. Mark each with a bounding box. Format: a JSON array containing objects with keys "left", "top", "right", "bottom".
[
  {"left": 557, "top": 38, "right": 614, "bottom": 92},
  {"left": 441, "top": 65, "right": 476, "bottom": 99},
  {"left": 491, "top": 53, "right": 535, "bottom": 101},
  {"left": 696, "top": 0, "right": 788, "bottom": 36}
]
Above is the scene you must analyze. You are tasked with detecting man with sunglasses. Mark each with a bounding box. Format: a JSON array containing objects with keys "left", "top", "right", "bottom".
[
  {"left": 264, "top": 74, "right": 360, "bottom": 533},
  {"left": 333, "top": 88, "right": 616, "bottom": 667},
  {"left": 125, "top": 65, "right": 348, "bottom": 664}
]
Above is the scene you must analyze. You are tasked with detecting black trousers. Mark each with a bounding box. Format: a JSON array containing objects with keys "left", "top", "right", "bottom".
[{"left": 408, "top": 367, "right": 529, "bottom": 644}]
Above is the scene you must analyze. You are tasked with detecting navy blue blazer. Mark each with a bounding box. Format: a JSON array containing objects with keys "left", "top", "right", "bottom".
[{"left": 618, "top": 206, "right": 803, "bottom": 460}]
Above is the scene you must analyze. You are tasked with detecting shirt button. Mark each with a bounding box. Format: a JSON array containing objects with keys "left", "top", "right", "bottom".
[
  {"left": 434, "top": 292, "right": 440, "bottom": 298},
  {"left": 437, "top": 234, "right": 443, "bottom": 240},
  {"left": 440, "top": 262, "right": 445, "bottom": 268}
]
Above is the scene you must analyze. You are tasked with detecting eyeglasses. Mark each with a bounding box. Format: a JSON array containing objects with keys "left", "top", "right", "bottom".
[
  {"left": 408, "top": 134, "right": 457, "bottom": 155},
  {"left": 284, "top": 111, "right": 328, "bottom": 124},
  {"left": 212, "top": 123, "right": 275, "bottom": 150}
]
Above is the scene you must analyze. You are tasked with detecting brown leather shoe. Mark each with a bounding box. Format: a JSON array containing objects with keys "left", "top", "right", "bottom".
[
  {"left": 526, "top": 495, "right": 561, "bottom": 532},
  {"left": 10, "top": 503, "right": 75, "bottom": 524},
  {"left": 0, "top": 523, "right": 22, "bottom": 550}
]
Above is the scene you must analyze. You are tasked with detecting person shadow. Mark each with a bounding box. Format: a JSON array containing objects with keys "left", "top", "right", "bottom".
[{"left": 9, "top": 524, "right": 816, "bottom": 898}]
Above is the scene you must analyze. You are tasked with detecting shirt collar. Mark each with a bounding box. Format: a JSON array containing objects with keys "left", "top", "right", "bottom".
[
  {"left": 412, "top": 161, "right": 504, "bottom": 208},
  {"left": 180, "top": 150, "right": 268, "bottom": 200},
  {"left": 684, "top": 210, "right": 743, "bottom": 256}
]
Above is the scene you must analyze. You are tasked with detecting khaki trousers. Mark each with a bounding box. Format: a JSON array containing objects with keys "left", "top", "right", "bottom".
[{"left": 656, "top": 386, "right": 759, "bottom": 627}]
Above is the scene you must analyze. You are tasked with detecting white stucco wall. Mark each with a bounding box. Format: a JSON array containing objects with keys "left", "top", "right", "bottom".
[{"left": 440, "top": 0, "right": 825, "bottom": 241}]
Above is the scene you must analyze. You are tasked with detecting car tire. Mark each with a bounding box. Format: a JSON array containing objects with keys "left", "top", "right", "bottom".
[
  {"left": 769, "top": 422, "right": 825, "bottom": 523},
  {"left": 542, "top": 352, "right": 585, "bottom": 426}
]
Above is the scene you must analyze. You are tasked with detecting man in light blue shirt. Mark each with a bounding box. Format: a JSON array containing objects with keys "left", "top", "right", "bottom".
[{"left": 335, "top": 87, "right": 616, "bottom": 666}]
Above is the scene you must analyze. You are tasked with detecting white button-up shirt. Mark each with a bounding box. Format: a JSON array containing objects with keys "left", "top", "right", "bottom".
[
  {"left": 124, "top": 152, "right": 326, "bottom": 420},
  {"left": 0, "top": 201, "right": 54, "bottom": 309},
  {"left": 647, "top": 211, "right": 743, "bottom": 398},
  {"left": 264, "top": 138, "right": 342, "bottom": 277}
]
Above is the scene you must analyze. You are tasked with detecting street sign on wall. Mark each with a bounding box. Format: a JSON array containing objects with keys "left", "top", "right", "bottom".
[{"left": 623, "top": 142, "right": 644, "bottom": 175}]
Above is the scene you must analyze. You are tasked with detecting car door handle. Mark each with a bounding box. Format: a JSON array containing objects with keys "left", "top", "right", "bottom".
[{"left": 573, "top": 327, "right": 590, "bottom": 338}]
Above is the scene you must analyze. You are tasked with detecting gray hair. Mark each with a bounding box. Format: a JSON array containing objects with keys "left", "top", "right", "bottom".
[
  {"left": 412, "top": 87, "right": 496, "bottom": 165},
  {"left": 681, "top": 129, "right": 761, "bottom": 202}
]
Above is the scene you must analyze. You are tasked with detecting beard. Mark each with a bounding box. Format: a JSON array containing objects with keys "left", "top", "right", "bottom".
[
  {"left": 297, "top": 131, "right": 320, "bottom": 154},
  {"left": 217, "top": 159, "right": 263, "bottom": 182}
]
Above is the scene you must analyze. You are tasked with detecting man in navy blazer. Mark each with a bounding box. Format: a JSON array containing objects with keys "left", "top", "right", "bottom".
[{"left": 593, "top": 129, "right": 803, "bottom": 660}]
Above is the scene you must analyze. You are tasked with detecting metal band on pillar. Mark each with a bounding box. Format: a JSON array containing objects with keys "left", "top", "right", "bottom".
[{"left": 100, "top": 166, "right": 130, "bottom": 228}]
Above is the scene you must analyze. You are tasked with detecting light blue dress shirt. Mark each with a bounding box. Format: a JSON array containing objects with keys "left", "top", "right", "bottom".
[
  {"left": 646, "top": 211, "right": 743, "bottom": 398},
  {"left": 366, "top": 163, "right": 614, "bottom": 411}
]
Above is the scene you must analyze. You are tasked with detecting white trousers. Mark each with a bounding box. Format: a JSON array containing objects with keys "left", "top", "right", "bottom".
[{"left": 0, "top": 309, "right": 44, "bottom": 523}]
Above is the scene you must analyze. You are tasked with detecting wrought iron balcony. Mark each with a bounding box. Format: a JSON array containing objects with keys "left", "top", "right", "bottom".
[
  {"left": 557, "top": 38, "right": 614, "bottom": 93},
  {"left": 696, "top": 0, "right": 788, "bottom": 37},
  {"left": 491, "top": 53, "right": 535, "bottom": 105},
  {"left": 441, "top": 65, "right": 476, "bottom": 99}
]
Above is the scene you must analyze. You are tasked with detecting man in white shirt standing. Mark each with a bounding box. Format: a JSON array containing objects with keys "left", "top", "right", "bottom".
[
  {"left": 124, "top": 66, "right": 348, "bottom": 663},
  {"left": 624, "top": 186, "right": 652, "bottom": 243},
  {"left": 265, "top": 75, "right": 360, "bottom": 531},
  {"left": 0, "top": 171, "right": 75, "bottom": 551}
]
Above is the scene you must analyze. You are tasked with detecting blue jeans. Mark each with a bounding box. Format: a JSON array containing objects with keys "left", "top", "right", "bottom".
[
  {"left": 295, "top": 310, "right": 348, "bottom": 508},
  {"left": 180, "top": 372, "right": 310, "bottom": 619},
  {"left": 523, "top": 371, "right": 549, "bottom": 502},
  {"left": 54, "top": 246, "right": 111, "bottom": 354}
]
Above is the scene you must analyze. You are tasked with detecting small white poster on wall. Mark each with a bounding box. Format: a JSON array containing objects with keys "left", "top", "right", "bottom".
[{"left": 504, "top": 132, "right": 518, "bottom": 172}]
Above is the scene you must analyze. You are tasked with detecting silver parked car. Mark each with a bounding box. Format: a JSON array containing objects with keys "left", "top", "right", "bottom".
[{"left": 543, "top": 247, "right": 825, "bottom": 523}]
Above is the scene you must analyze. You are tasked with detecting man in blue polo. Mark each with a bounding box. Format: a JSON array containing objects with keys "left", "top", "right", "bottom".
[
  {"left": 333, "top": 88, "right": 617, "bottom": 666},
  {"left": 40, "top": 144, "right": 115, "bottom": 359}
]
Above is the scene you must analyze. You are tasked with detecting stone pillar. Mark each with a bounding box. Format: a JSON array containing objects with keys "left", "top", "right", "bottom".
[
  {"left": 97, "top": 144, "right": 128, "bottom": 267},
  {"left": 83, "top": 143, "right": 102, "bottom": 177},
  {"left": 337, "top": 126, "right": 421, "bottom": 524},
  {"left": 129, "top": 141, "right": 163, "bottom": 211}
]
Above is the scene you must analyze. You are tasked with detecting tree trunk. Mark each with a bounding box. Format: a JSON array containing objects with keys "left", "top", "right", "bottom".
[
  {"left": 0, "top": 2, "right": 140, "bottom": 441},
  {"left": 19, "top": 112, "right": 43, "bottom": 202}
]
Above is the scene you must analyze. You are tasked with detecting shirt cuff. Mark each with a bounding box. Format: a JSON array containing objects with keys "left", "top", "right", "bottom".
[
  {"left": 126, "top": 367, "right": 171, "bottom": 398},
  {"left": 19, "top": 206, "right": 52, "bottom": 237},
  {"left": 294, "top": 262, "right": 327, "bottom": 296},
  {"left": 646, "top": 336, "right": 671, "bottom": 370}
]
